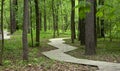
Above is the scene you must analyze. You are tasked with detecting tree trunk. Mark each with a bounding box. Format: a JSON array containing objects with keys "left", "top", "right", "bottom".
[
  {"left": 80, "top": 19, "right": 85, "bottom": 45},
  {"left": 40, "top": 11, "right": 42, "bottom": 31},
  {"left": 34, "top": 0, "right": 40, "bottom": 46},
  {"left": 29, "top": 0, "right": 33, "bottom": 47},
  {"left": 110, "top": 22, "right": 112, "bottom": 41},
  {"left": 0, "top": 0, "right": 4, "bottom": 65},
  {"left": 44, "top": 0, "right": 47, "bottom": 32},
  {"left": 56, "top": 3, "right": 59, "bottom": 36},
  {"left": 71, "top": 0, "right": 76, "bottom": 43},
  {"left": 64, "top": 14, "right": 69, "bottom": 32},
  {"left": 96, "top": 17, "right": 101, "bottom": 37},
  {"left": 22, "top": 0, "right": 29, "bottom": 61},
  {"left": 85, "top": 0, "right": 96, "bottom": 55},
  {"left": 14, "top": 0, "right": 19, "bottom": 30},
  {"left": 100, "top": 0, "right": 105, "bottom": 38},
  {"left": 10, "top": 0, "right": 17, "bottom": 34},
  {"left": 78, "top": 0, "right": 85, "bottom": 45},
  {"left": 78, "top": 0, "right": 81, "bottom": 41},
  {"left": 101, "top": 20, "right": 105, "bottom": 37},
  {"left": 52, "top": 0, "right": 56, "bottom": 38}
]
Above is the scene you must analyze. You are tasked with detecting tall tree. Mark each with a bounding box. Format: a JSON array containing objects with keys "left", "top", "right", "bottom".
[
  {"left": 52, "top": 0, "right": 56, "bottom": 38},
  {"left": 100, "top": 0, "right": 105, "bottom": 38},
  {"left": 14, "top": 0, "right": 18, "bottom": 29},
  {"left": 34, "top": 0, "right": 40, "bottom": 46},
  {"left": 71, "top": 0, "right": 76, "bottom": 43},
  {"left": 44, "top": 0, "right": 47, "bottom": 32},
  {"left": 10, "top": 0, "right": 17, "bottom": 34},
  {"left": 78, "top": 0, "right": 85, "bottom": 45},
  {"left": 56, "top": 1, "right": 59, "bottom": 36},
  {"left": 0, "top": 0, "right": 4, "bottom": 65},
  {"left": 22, "top": 0, "right": 29, "bottom": 60},
  {"left": 29, "top": 0, "right": 33, "bottom": 47},
  {"left": 78, "top": 0, "right": 81, "bottom": 41},
  {"left": 85, "top": 0, "right": 96, "bottom": 55},
  {"left": 80, "top": 19, "right": 85, "bottom": 45}
]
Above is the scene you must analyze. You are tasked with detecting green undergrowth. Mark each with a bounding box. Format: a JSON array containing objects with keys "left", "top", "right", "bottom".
[
  {"left": 65, "top": 38, "right": 120, "bottom": 63},
  {"left": 0, "top": 30, "right": 70, "bottom": 70}
]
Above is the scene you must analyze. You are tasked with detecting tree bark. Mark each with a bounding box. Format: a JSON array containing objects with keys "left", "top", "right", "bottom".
[
  {"left": 80, "top": 19, "right": 85, "bottom": 45},
  {"left": 10, "top": 0, "right": 17, "bottom": 34},
  {"left": 78, "top": 0, "right": 85, "bottom": 45},
  {"left": 85, "top": 0, "right": 96, "bottom": 55},
  {"left": 14, "top": 0, "right": 18, "bottom": 30},
  {"left": 71, "top": 0, "right": 76, "bottom": 43},
  {"left": 22, "top": 0, "right": 29, "bottom": 60},
  {"left": 34, "top": 0, "right": 40, "bottom": 46},
  {"left": 52, "top": 0, "right": 56, "bottom": 38},
  {"left": 100, "top": 0, "right": 105, "bottom": 38},
  {"left": 0, "top": 0, "right": 4, "bottom": 65},
  {"left": 64, "top": 14, "right": 69, "bottom": 32},
  {"left": 44, "top": 0, "right": 47, "bottom": 32},
  {"left": 101, "top": 20, "right": 105, "bottom": 37},
  {"left": 56, "top": 3, "right": 59, "bottom": 36},
  {"left": 78, "top": 0, "right": 81, "bottom": 41},
  {"left": 29, "top": 0, "right": 33, "bottom": 47}
]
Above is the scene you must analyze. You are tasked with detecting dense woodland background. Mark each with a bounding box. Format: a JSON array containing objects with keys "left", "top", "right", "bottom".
[{"left": 0, "top": 0, "right": 120, "bottom": 70}]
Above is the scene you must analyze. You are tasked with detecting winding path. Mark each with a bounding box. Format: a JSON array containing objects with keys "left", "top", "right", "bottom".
[
  {"left": 42, "top": 38, "right": 120, "bottom": 71},
  {"left": 0, "top": 31, "right": 10, "bottom": 40}
]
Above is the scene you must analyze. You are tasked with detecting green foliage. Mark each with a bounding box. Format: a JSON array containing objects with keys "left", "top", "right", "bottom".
[
  {"left": 76, "top": 0, "right": 91, "bottom": 19},
  {"left": 96, "top": 5, "right": 104, "bottom": 18},
  {"left": 95, "top": 0, "right": 120, "bottom": 38},
  {"left": 3, "top": 60, "right": 11, "bottom": 65}
]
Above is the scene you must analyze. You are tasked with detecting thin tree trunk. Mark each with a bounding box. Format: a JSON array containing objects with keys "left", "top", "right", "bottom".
[
  {"left": 96, "top": 17, "right": 101, "bottom": 37},
  {"left": 64, "top": 14, "right": 69, "bottom": 32},
  {"left": 101, "top": 20, "right": 105, "bottom": 37},
  {"left": 40, "top": 11, "right": 42, "bottom": 31},
  {"left": 78, "top": 0, "right": 85, "bottom": 45},
  {"left": 44, "top": 0, "right": 47, "bottom": 32},
  {"left": 56, "top": 3, "right": 59, "bottom": 36},
  {"left": 23, "top": 0, "right": 29, "bottom": 61},
  {"left": 27, "top": 0, "right": 31, "bottom": 33},
  {"left": 14, "top": 0, "right": 18, "bottom": 30},
  {"left": 71, "top": 0, "right": 76, "bottom": 43},
  {"left": 30, "top": 1, "right": 33, "bottom": 47},
  {"left": 78, "top": 0, "right": 81, "bottom": 41},
  {"left": 10, "top": 0, "right": 17, "bottom": 34},
  {"left": 34, "top": 0, "right": 40, "bottom": 46},
  {"left": 0, "top": 0, "right": 4, "bottom": 65},
  {"left": 110, "top": 22, "right": 112, "bottom": 41},
  {"left": 80, "top": 19, "right": 85, "bottom": 45},
  {"left": 52, "top": 0, "right": 56, "bottom": 38},
  {"left": 100, "top": 0, "right": 105, "bottom": 38}
]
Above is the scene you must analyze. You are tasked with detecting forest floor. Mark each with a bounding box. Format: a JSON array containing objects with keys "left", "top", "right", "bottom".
[
  {"left": 1, "top": 30, "right": 120, "bottom": 71},
  {"left": 65, "top": 38, "right": 120, "bottom": 63},
  {"left": 0, "top": 30, "right": 97, "bottom": 71}
]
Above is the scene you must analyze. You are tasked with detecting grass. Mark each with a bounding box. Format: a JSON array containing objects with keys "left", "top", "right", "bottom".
[
  {"left": 1, "top": 30, "right": 98, "bottom": 71},
  {"left": 65, "top": 38, "right": 120, "bottom": 63},
  {"left": 0, "top": 30, "right": 57, "bottom": 70}
]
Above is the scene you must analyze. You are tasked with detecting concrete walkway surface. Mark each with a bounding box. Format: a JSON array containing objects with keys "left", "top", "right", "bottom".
[
  {"left": 42, "top": 38, "right": 120, "bottom": 71},
  {"left": 0, "top": 31, "right": 10, "bottom": 40}
]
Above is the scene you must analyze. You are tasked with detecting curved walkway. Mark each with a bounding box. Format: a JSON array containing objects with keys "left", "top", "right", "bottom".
[{"left": 42, "top": 38, "right": 120, "bottom": 71}]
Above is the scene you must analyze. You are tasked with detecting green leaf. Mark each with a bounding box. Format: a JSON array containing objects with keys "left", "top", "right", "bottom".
[{"left": 96, "top": 11, "right": 103, "bottom": 17}]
